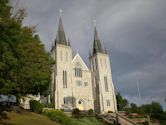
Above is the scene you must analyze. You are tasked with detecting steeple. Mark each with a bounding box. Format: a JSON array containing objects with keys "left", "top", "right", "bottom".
[
  {"left": 55, "top": 9, "right": 67, "bottom": 45},
  {"left": 93, "top": 20, "right": 103, "bottom": 54}
]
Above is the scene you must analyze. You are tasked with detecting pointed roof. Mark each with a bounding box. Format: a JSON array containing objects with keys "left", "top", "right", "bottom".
[
  {"left": 58, "top": 17, "right": 64, "bottom": 32},
  {"left": 55, "top": 16, "right": 67, "bottom": 45},
  {"left": 93, "top": 26, "right": 103, "bottom": 54},
  {"left": 72, "top": 53, "right": 89, "bottom": 71}
]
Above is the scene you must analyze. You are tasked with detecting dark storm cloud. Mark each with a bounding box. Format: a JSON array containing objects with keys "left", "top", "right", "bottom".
[{"left": 11, "top": 0, "right": 166, "bottom": 109}]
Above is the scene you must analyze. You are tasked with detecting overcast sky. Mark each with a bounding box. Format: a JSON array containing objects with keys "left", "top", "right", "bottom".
[{"left": 11, "top": 0, "right": 166, "bottom": 109}]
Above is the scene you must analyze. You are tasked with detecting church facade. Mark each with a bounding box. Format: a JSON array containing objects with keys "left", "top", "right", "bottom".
[{"left": 50, "top": 16, "right": 117, "bottom": 114}]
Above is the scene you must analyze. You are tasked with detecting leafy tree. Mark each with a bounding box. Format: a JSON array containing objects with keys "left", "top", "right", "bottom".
[
  {"left": 0, "top": 0, "right": 52, "bottom": 103},
  {"left": 0, "top": 0, "right": 11, "bottom": 19},
  {"left": 130, "top": 103, "right": 139, "bottom": 113},
  {"left": 116, "top": 92, "right": 128, "bottom": 111}
]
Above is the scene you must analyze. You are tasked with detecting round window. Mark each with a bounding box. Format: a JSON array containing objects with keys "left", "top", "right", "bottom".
[{"left": 78, "top": 101, "right": 82, "bottom": 104}]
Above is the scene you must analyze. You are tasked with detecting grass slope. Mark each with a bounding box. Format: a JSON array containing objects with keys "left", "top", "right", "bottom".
[
  {"left": 2, "top": 111, "right": 60, "bottom": 125},
  {"left": 43, "top": 110, "right": 110, "bottom": 125},
  {"left": 71, "top": 117, "right": 106, "bottom": 125}
]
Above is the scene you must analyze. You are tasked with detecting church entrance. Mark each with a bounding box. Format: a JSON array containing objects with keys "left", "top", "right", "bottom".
[{"left": 77, "top": 99, "right": 84, "bottom": 110}]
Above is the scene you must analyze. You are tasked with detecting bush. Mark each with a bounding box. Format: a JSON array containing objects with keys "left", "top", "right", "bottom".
[
  {"left": 0, "top": 103, "right": 12, "bottom": 112},
  {"left": 29, "top": 100, "right": 43, "bottom": 113},
  {"left": 72, "top": 108, "right": 81, "bottom": 118},
  {"left": 44, "top": 109, "right": 106, "bottom": 125},
  {"left": 44, "top": 110, "right": 72, "bottom": 125},
  {"left": 87, "top": 109, "right": 94, "bottom": 116},
  {"left": 47, "top": 103, "right": 54, "bottom": 108}
]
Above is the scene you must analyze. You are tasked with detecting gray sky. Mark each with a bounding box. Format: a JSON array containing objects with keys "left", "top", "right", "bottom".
[{"left": 11, "top": 0, "right": 166, "bottom": 109}]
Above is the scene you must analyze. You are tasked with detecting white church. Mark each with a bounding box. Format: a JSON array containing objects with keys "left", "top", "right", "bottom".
[{"left": 50, "top": 15, "right": 117, "bottom": 114}]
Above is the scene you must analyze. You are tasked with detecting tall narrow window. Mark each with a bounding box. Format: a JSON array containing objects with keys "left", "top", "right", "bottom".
[
  {"left": 79, "top": 68, "right": 81, "bottom": 77},
  {"left": 53, "top": 71, "right": 56, "bottom": 91},
  {"left": 75, "top": 67, "right": 82, "bottom": 77},
  {"left": 100, "top": 58, "right": 103, "bottom": 68},
  {"left": 92, "top": 60, "right": 95, "bottom": 71},
  {"left": 60, "top": 50, "right": 63, "bottom": 61},
  {"left": 104, "top": 76, "right": 108, "bottom": 92},
  {"left": 95, "top": 77, "right": 98, "bottom": 86},
  {"left": 63, "top": 70, "right": 67, "bottom": 88},
  {"left": 95, "top": 58, "right": 98, "bottom": 70},
  {"left": 105, "top": 58, "right": 107, "bottom": 68},
  {"left": 93, "top": 59, "right": 96, "bottom": 70},
  {"left": 65, "top": 71, "right": 67, "bottom": 87},
  {"left": 63, "top": 96, "right": 68, "bottom": 104},
  {"left": 93, "top": 78, "right": 96, "bottom": 88},
  {"left": 63, "top": 97, "right": 66, "bottom": 104},
  {"left": 106, "top": 99, "right": 110, "bottom": 106},
  {"left": 75, "top": 67, "right": 76, "bottom": 76},
  {"left": 66, "top": 52, "right": 68, "bottom": 62},
  {"left": 91, "top": 62, "right": 93, "bottom": 71}
]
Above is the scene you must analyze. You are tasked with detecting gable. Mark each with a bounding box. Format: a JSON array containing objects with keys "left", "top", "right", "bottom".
[{"left": 72, "top": 53, "right": 89, "bottom": 71}]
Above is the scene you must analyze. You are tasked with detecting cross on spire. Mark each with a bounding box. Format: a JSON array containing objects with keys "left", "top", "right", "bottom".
[
  {"left": 59, "top": 9, "right": 63, "bottom": 16},
  {"left": 93, "top": 19, "right": 103, "bottom": 54},
  {"left": 55, "top": 9, "right": 67, "bottom": 45},
  {"left": 93, "top": 19, "right": 96, "bottom": 27}
]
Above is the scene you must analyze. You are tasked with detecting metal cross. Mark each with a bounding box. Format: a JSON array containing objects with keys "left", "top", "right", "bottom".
[
  {"left": 93, "top": 19, "right": 96, "bottom": 27},
  {"left": 59, "top": 9, "right": 63, "bottom": 16}
]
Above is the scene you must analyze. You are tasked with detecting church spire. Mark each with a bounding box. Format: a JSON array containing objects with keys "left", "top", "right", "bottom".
[
  {"left": 55, "top": 9, "right": 67, "bottom": 45},
  {"left": 93, "top": 20, "right": 103, "bottom": 55}
]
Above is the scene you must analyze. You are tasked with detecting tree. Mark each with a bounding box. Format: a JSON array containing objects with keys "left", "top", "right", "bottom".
[
  {"left": 116, "top": 92, "right": 128, "bottom": 111},
  {"left": 0, "top": 0, "right": 22, "bottom": 95},
  {"left": 130, "top": 103, "right": 139, "bottom": 113},
  {"left": 0, "top": 0, "right": 11, "bottom": 19},
  {"left": 0, "top": 0, "right": 52, "bottom": 103}
]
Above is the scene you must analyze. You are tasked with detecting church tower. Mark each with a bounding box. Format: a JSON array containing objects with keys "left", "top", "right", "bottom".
[
  {"left": 51, "top": 14, "right": 73, "bottom": 109},
  {"left": 89, "top": 24, "right": 117, "bottom": 113}
]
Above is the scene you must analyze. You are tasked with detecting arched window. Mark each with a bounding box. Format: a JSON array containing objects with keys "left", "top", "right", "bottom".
[
  {"left": 66, "top": 51, "right": 68, "bottom": 62},
  {"left": 60, "top": 50, "right": 63, "bottom": 61},
  {"left": 105, "top": 58, "right": 107, "bottom": 68},
  {"left": 63, "top": 96, "right": 68, "bottom": 104},
  {"left": 75, "top": 63, "right": 82, "bottom": 77},
  {"left": 63, "top": 70, "right": 67, "bottom": 88},
  {"left": 104, "top": 76, "right": 108, "bottom": 92},
  {"left": 106, "top": 99, "right": 110, "bottom": 107},
  {"left": 95, "top": 58, "right": 98, "bottom": 70},
  {"left": 100, "top": 58, "right": 103, "bottom": 68}
]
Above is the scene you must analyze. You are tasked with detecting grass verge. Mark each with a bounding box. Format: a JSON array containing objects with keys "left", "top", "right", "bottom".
[{"left": 1, "top": 111, "right": 60, "bottom": 125}]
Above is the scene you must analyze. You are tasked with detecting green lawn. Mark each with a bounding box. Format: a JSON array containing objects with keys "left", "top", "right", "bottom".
[
  {"left": 71, "top": 117, "right": 107, "bottom": 125},
  {"left": 43, "top": 109, "right": 111, "bottom": 125},
  {"left": 1, "top": 111, "right": 111, "bottom": 125},
  {"left": 1, "top": 111, "right": 60, "bottom": 125}
]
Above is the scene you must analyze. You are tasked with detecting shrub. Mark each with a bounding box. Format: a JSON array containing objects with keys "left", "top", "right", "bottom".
[
  {"left": 47, "top": 103, "right": 54, "bottom": 108},
  {"left": 29, "top": 100, "right": 43, "bottom": 113},
  {"left": 87, "top": 109, "right": 94, "bottom": 116},
  {"left": 72, "top": 108, "right": 81, "bottom": 118},
  {"left": 44, "top": 110, "right": 72, "bottom": 125}
]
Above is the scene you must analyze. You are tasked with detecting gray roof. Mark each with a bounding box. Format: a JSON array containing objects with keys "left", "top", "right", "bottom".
[
  {"left": 55, "top": 17, "right": 67, "bottom": 45},
  {"left": 93, "top": 27, "right": 103, "bottom": 54}
]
